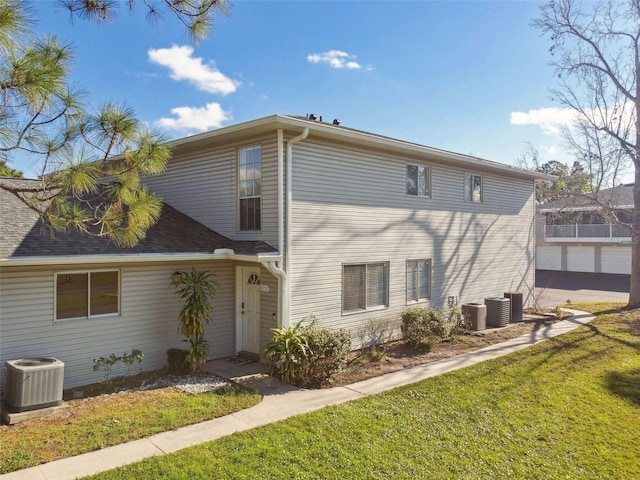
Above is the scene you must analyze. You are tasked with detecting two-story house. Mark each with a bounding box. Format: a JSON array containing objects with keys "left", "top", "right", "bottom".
[{"left": 0, "top": 114, "right": 550, "bottom": 389}]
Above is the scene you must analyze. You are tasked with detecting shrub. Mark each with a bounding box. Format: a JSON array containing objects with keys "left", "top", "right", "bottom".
[
  {"left": 172, "top": 267, "right": 219, "bottom": 371},
  {"left": 356, "top": 318, "right": 397, "bottom": 361},
  {"left": 401, "top": 305, "right": 465, "bottom": 345},
  {"left": 264, "top": 323, "right": 309, "bottom": 384},
  {"left": 264, "top": 316, "right": 351, "bottom": 387},
  {"left": 121, "top": 349, "right": 144, "bottom": 375},
  {"left": 432, "top": 305, "right": 465, "bottom": 341},
  {"left": 184, "top": 336, "right": 211, "bottom": 372},
  {"left": 304, "top": 324, "right": 351, "bottom": 387},
  {"left": 357, "top": 317, "right": 397, "bottom": 350},
  {"left": 93, "top": 349, "right": 145, "bottom": 382},
  {"left": 401, "top": 306, "right": 438, "bottom": 346},
  {"left": 167, "top": 348, "right": 188, "bottom": 374}
]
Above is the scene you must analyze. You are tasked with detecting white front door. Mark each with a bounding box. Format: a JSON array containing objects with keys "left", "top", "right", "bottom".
[{"left": 237, "top": 266, "right": 261, "bottom": 354}]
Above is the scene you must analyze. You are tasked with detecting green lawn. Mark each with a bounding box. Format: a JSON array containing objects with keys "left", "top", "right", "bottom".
[
  {"left": 0, "top": 385, "right": 260, "bottom": 474},
  {"left": 88, "top": 304, "right": 640, "bottom": 479}
]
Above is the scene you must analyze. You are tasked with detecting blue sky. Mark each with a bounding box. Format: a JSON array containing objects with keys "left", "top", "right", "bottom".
[{"left": 17, "top": 0, "right": 589, "bottom": 178}]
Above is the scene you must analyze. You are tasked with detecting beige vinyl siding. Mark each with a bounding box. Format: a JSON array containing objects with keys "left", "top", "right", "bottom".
[
  {"left": 259, "top": 265, "right": 279, "bottom": 360},
  {"left": 288, "top": 140, "right": 535, "bottom": 337},
  {"left": 0, "top": 261, "right": 236, "bottom": 390},
  {"left": 143, "top": 134, "right": 280, "bottom": 248}
]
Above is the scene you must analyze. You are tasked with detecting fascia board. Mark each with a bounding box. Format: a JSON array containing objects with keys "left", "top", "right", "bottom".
[
  {"left": 0, "top": 251, "right": 282, "bottom": 267},
  {"left": 163, "top": 114, "right": 554, "bottom": 181},
  {"left": 272, "top": 116, "right": 555, "bottom": 181}
]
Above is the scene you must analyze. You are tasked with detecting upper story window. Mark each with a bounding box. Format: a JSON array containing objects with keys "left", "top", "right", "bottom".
[
  {"left": 238, "top": 146, "right": 262, "bottom": 231},
  {"left": 464, "top": 173, "right": 483, "bottom": 203},
  {"left": 55, "top": 270, "right": 120, "bottom": 321},
  {"left": 343, "top": 262, "right": 389, "bottom": 313},
  {"left": 406, "top": 164, "right": 431, "bottom": 197}
]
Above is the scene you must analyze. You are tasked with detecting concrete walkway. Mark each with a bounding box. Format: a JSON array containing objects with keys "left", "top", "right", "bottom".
[{"left": 1, "top": 310, "right": 594, "bottom": 480}]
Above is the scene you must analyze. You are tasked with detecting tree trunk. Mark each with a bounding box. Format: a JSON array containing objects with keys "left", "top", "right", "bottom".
[{"left": 630, "top": 167, "right": 640, "bottom": 307}]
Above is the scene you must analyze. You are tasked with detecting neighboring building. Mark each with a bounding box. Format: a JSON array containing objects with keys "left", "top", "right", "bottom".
[
  {"left": 1, "top": 114, "right": 549, "bottom": 389},
  {"left": 536, "top": 184, "right": 633, "bottom": 274}
]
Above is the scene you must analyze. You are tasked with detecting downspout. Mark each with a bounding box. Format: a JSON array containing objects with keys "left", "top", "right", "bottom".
[
  {"left": 280, "top": 127, "right": 309, "bottom": 328},
  {"left": 272, "top": 129, "right": 285, "bottom": 328}
]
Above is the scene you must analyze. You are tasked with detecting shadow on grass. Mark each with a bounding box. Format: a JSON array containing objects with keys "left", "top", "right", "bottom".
[
  {"left": 605, "top": 368, "right": 640, "bottom": 405},
  {"left": 515, "top": 309, "right": 640, "bottom": 384}
]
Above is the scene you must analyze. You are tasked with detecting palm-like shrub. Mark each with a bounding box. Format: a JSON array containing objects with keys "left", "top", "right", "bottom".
[
  {"left": 173, "top": 267, "right": 218, "bottom": 371},
  {"left": 264, "top": 323, "right": 309, "bottom": 384},
  {"left": 264, "top": 318, "right": 351, "bottom": 387}
]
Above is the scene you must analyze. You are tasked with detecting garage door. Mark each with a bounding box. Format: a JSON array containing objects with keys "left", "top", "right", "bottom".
[
  {"left": 601, "top": 246, "right": 632, "bottom": 274},
  {"left": 567, "top": 246, "right": 595, "bottom": 272},
  {"left": 536, "top": 246, "right": 562, "bottom": 270}
]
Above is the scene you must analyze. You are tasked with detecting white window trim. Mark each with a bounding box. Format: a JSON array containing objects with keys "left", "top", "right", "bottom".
[
  {"left": 406, "top": 164, "right": 432, "bottom": 198},
  {"left": 54, "top": 269, "right": 121, "bottom": 322},
  {"left": 464, "top": 173, "right": 483, "bottom": 203},
  {"left": 406, "top": 258, "right": 432, "bottom": 305},
  {"left": 342, "top": 262, "right": 390, "bottom": 315},
  {"left": 237, "top": 144, "right": 263, "bottom": 232}
]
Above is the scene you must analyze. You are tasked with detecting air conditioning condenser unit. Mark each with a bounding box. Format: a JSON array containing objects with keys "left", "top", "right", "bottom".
[{"left": 4, "top": 357, "right": 64, "bottom": 412}]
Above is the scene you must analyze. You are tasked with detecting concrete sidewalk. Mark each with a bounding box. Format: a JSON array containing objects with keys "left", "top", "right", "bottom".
[{"left": 0, "top": 310, "right": 595, "bottom": 480}]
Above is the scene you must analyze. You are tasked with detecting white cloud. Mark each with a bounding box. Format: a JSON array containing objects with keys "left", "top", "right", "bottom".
[
  {"left": 509, "top": 107, "right": 577, "bottom": 136},
  {"left": 307, "top": 50, "right": 363, "bottom": 70},
  {"left": 148, "top": 45, "right": 240, "bottom": 95},
  {"left": 155, "top": 103, "right": 231, "bottom": 132}
]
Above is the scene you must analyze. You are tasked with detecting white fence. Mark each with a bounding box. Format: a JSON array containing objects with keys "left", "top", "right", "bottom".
[{"left": 545, "top": 223, "right": 631, "bottom": 241}]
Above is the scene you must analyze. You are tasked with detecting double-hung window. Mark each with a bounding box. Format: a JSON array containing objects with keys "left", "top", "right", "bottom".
[
  {"left": 406, "top": 164, "right": 431, "bottom": 197},
  {"left": 238, "top": 146, "right": 262, "bottom": 231},
  {"left": 464, "top": 173, "right": 483, "bottom": 203},
  {"left": 55, "top": 270, "right": 120, "bottom": 321},
  {"left": 342, "top": 262, "right": 389, "bottom": 313},
  {"left": 406, "top": 259, "right": 431, "bottom": 303}
]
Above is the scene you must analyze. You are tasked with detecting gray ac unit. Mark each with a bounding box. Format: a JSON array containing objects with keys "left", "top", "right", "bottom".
[
  {"left": 5, "top": 357, "right": 64, "bottom": 412},
  {"left": 485, "top": 297, "right": 511, "bottom": 328},
  {"left": 462, "top": 303, "right": 487, "bottom": 331}
]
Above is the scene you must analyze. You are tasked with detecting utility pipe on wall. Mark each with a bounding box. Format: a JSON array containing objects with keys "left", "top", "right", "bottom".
[{"left": 279, "top": 127, "right": 308, "bottom": 328}]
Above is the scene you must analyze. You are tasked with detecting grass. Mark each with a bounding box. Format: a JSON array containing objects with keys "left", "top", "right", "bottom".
[
  {"left": 0, "top": 384, "right": 261, "bottom": 474},
  {"left": 86, "top": 304, "right": 640, "bottom": 479}
]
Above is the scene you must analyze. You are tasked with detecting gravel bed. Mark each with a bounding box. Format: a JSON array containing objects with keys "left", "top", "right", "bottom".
[{"left": 140, "top": 374, "right": 229, "bottom": 394}]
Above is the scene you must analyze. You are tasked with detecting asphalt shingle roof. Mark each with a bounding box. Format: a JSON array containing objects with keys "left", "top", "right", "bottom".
[
  {"left": 1, "top": 178, "right": 276, "bottom": 260},
  {"left": 538, "top": 184, "right": 635, "bottom": 210}
]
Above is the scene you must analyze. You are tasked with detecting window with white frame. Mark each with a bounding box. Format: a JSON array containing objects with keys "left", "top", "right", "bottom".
[
  {"left": 238, "top": 145, "right": 262, "bottom": 231},
  {"left": 464, "top": 173, "right": 483, "bottom": 203},
  {"left": 342, "top": 262, "right": 389, "bottom": 313},
  {"left": 406, "top": 259, "right": 431, "bottom": 303},
  {"left": 406, "top": 164, "right": 431, "bottom": 197},
  {"left": 55, "top": 270, "right": 120, "bottom": 321}
]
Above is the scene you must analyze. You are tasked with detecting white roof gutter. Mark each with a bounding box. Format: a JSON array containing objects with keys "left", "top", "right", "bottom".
[
  {"left": 539, "top": 204, "right": 634, "bottom": 213},
  {"left": 1, "top": 250, "right": 282, "bottom": 267},
  {"left": 167, "top": 114, "right": 554, "bottom": 182}
]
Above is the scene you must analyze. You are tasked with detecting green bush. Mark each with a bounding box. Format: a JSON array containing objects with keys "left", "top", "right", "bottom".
[
  {"left": 401, "top": 306, "right": 438, "bottom": 346},
  {"left": 172, "top": 267, "right": 218, "bottom": 371},
  {"left": 432, "top": 305, "right": 465, "bottom": 341},
  {"left": 401, "top": 305, "right": 464, "bottom": 345},
  {"left": 264, "top": 323, "right": 309, "bottom": 384},
  {"left": 304, "top": 324, "right": 351, "bottom": 387},
  {"left": 264, "top": 317, "right": 351, "bottom": 387}
]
